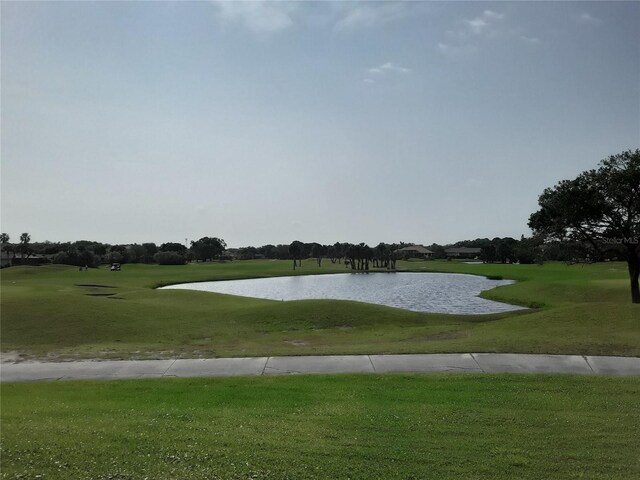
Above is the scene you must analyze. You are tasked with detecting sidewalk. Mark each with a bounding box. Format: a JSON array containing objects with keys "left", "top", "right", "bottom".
[{"left": 2, "top": 354, "right": 639, "bottom": 382}]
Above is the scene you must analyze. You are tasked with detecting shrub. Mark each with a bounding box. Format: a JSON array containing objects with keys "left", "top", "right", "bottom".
[
  {"left": 53, "top": 249, "right": 97, "bottom": 267},
  {"left": 154, "top": 251, "right": 186, "bottom": 265}
]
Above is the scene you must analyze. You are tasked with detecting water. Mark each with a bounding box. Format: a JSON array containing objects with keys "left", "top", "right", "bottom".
[{"left": 160, "top": 272, "right": 527, "bottom": 315}]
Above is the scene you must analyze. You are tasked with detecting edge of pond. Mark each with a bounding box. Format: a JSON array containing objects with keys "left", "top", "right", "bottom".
[{"left": 155, "top": 269, "right": 540, "bottom": 313}]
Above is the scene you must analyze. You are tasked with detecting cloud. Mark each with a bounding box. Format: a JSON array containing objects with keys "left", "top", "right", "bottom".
[
  {"left": 334, "top": 3, "right": 407, "bottom": 31},
  {"left": 465, "top": 17, "right": 489, "bottom": 35},
  {"left": 520, "top": 35, "right": 541, "bottom": 45},
  {"left": 464, "top": 10, "right": 505, "bottom": 36},
  {"left": 482, "top": 10, "right": 504, "bottom": 21},
  {"left": 367, "top": 62, "right": 412, "bottom": 75},
  {"left": 209, "top": 2, "right": 414, "bottom": 35},
  {"left": 211, "top": 1, "right": 296, "bottom": 34},
  {"left": 437, "top": 9, "right": 509, "bottom": 55},
  {"left": 436, "top": 42, "right": 477, "bottom": 56},
  {"left": 576, "top": 12, "right": 602, "bottom": 26},
  {"left": 363, "top": 78, "right": 375, "bottom": 84}
]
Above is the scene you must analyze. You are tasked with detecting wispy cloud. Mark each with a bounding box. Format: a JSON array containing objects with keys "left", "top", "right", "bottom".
[
  {"left": 210, "top": 2, "right": 414, "bottom": 35},
  {"left": 520, "top": 35, "right": 541, "bottom": 45},
  {"left": 576, "top": 12, "right": 602, "bottom": 26},
  {"left": 436, "top": 42, "right": 478, "bottom": 56},
  {"left": 465, "top": 17, "right": 489, "bottom": 35},
  {"left": 368, "top": 62, "right": 412, "bottom": 75},
  {"left": 334, "top": 3, "right": 407, "bottom": 31},
  {"left": 437, "top": 9, "right": 536, "bottom": 56},
  {"left": 211, "top": 1, "right": 297, "bottom": 34},
  {"left": 363, "top": 62, "right": 412, "bottom": 84},
  {"left": 464, "top": 10, "right": 505, "bottom": 37},
  {"left": 482, "top": 10, "right": 505, "bottom": 21}
]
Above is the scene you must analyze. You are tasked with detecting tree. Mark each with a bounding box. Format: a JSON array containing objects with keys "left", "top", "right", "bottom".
[
  {"left": 529, "top": 149, "right": 640, "bottom": 303},
  {"left": 310, "top": 243, "right": 325, "bottom": 267},
  {"left": 104, "top": 251, "right": 124, "bottom": 264},
  {"left": 126, "top": 244, "right": 146, "bottom": 263},
  {"left": 330, "top": 242, "right": 346, "bottom": 264},
  {"left": 160, "top": 242, "right": 187, "bottom": 254},
  {"left": 480, "top": 244, "right": 497, "bottom": 263},
  {"left": 109, "top": 245, "right": 129, "bottom": 263},
  {"left": 142, "top": 243, "right": 158, "bottom": 263},
  {"left": 496, "top": 237, "right": 517, "bottom": 263},
  {"left": 53, "top": 249, "right": 97, "bottom": 268},
  {"left": 154, "top": 251, "right": 186, "bottom": 265},
  {"left": 19, "top": 233, "right": 31, "bottom": 258},
  {"left": 289, "top": 241, "right": 303, "bottom": 270},
  {"left": 0, "top": 233, "right": 9, "bottom": 255},
  {"left": 190, "top": 237, "right": 226, "bottom": 262},
  {"left": 516, "top": 235, "right": 543, "bottom": 265}
]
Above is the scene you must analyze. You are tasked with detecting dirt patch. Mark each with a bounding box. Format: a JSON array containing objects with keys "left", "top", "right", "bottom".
[
  {"left": 75, "top": 284, "right": 116, "bottom": 288},
  {"left": 85, "top": 293, "right": 116, "bottom": 297},
  {"left": 285, "top": 340, "right": 309, "bottom": 347},
  {"left": 1, "top": 351, "right": 26, "bottom": 364}
]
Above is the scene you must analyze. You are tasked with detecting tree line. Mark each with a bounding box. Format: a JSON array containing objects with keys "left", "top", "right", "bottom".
[
  {"left": 0, "top": 233, "right": 627, "bottom": 270},
  {"left": 0, "top": 235, "right": 227, "bottom": 267}
]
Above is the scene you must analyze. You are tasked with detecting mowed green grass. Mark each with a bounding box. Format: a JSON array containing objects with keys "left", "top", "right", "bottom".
[
  {"left": 1, "top": 260, "right": 638, "bottom": 360},
  {"left": 1, "top": 375, "right": 639, "bottom": 479}
]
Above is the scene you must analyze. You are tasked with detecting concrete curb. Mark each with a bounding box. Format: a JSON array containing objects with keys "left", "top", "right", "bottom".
[{"left": 2, "top": 354, "right": 639, "bottom": 382}]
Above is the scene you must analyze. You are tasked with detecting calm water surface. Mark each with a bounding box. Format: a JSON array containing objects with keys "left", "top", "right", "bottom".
[{"left": 161, "top": 272, "right": 527, "bottom": 315}]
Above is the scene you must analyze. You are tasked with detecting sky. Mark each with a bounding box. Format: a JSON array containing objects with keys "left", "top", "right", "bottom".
[{"left": 1, "top": 1, "right": 639, "bottom": 248}]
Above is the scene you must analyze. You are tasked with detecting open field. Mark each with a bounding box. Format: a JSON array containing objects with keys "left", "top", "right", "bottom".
[
  {"left": 2, "top": 374, "right": 639, "bottom": 479},
  {"left": 1, "top": 260, "right": 638, "bottom": 360}
]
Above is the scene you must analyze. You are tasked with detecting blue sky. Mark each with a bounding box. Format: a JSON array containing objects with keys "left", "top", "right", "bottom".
[{"left": 2, "top": 1, "right": 638, "bottom": 247}]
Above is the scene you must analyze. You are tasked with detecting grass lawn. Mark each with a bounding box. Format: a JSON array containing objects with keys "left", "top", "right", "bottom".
[
  {"left": 1, "top": 260, "right": 638, "bottom": 360},
  {"left": 1, "top": 374, "right": 639, "bottom": 479}
]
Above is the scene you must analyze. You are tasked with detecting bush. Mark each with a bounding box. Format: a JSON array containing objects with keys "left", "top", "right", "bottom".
[
  {"left": 154, "top": 251, "right": 186, "bottom": 265},
  {"left": 53, "top": 249, "right": 97, "bottom": 267},
  {"left": 104, "top": 252, "right": 124, "bottom": 265}
]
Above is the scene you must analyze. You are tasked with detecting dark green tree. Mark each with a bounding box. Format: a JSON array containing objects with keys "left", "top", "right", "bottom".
[
  {"left": 154, "top": 251, "right": 187, "bottom": 265},
  {"left": 19, "top": 233, "right": 31, "bottom": 258},
  {"left": 0, "top": 233, "right": 9, "bottom": 256},
  {"left": 529, "top": 149, "right": 640, "bottom": 303},
  {"left": 190, "top": 237, "right": 227, "bottom": 262},
  {"left": 142, "top": 243, "right": 157, "bottom": 263},
  {"left": 310, "top": 243, "right": 325, "bottom": 267},
  {"left": 160, "top": 242, "right": 187, "bottom": 254},
  {"left": 289, "top": 241, "right": 303, "bottom": 270},
  {"left": 480, "top": 245, "right": 497, "bottom": 263}
]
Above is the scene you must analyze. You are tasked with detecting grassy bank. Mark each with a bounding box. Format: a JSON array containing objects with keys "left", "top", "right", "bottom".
[
  {"left": 1, "top": 260, "right": 638, "bottom": 360},
  {"left": 2, "top": 374, "right": 638, "bottom": 479}
]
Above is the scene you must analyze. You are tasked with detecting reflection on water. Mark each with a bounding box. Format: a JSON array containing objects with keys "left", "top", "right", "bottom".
[{"left": 161, "top": 272, "right": 527, "bottom": 315}]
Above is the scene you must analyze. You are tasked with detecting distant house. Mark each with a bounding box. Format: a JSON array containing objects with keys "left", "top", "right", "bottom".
[
  {"left": 395, "top": 245, "right": 434, "bottom": 259},
  {"left": 445, "top": 247, "right": 482, "bottom": 259},
  {"left": 1, "top": 251, "right": 11, "bottom": 268},
  {"left": 0, "top": 252, "right": 47, "bottom": 267}
]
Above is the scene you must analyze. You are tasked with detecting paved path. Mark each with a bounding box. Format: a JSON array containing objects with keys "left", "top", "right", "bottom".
[{"left": 2, "top": 354, "right": 639, "bottom": 382}]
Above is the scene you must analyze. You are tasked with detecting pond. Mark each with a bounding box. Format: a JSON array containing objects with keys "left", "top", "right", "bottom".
[{"left": 160, "top": 272, "right": 527, "bottom": 315}]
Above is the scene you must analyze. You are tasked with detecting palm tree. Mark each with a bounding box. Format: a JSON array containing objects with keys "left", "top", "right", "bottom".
[
  {"left": 0, "top": 233, "right": 9, "bottom": 252},
  {"left": 19, "top": 233, "right": 31, "bottom": 259},
  {"left": 1, "top": 233, "right": 9, "bottom": 263}
]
